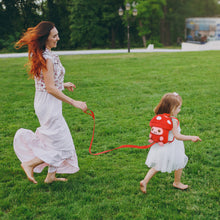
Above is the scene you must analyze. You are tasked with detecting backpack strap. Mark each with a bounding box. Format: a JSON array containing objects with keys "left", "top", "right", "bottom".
[{"left": 170, "top": 116, "right": 179, "bottom": 126}]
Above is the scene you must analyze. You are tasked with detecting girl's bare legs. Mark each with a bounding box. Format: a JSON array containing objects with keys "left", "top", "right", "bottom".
[
  {"left": 44, "top": 171, "right": 68, "bottom": 184},
  {"left": 21, "top": 157, "right": 44, "bottom": 184},
  {"left": 173, "top": 169, "right": 188, "bottom": 190},
  {"left": 140, "top": 168, "right": 158, "bottom": 193}
]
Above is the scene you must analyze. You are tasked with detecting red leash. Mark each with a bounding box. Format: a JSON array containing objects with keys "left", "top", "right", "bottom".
[{"left": 84, "top": 110, "right": 154, "bottom": 155}]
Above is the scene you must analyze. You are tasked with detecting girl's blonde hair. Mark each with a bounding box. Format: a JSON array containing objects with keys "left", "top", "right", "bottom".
[{"left": 154, "top": 93, "right": 182, "bottom": 115}]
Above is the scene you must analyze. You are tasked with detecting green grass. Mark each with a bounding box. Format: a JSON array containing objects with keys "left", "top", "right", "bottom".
[{"left": 0, "top": 51, "right": 219, "bottom": 219}]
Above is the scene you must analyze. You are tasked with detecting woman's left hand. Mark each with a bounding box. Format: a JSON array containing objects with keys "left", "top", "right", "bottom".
[{"left": 64, "top": 82, "right": 76, "bottom": 92}]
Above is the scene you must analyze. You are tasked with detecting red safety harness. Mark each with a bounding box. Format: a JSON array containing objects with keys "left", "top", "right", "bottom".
[{"left": 84, "top": 110, "right": 178, "bottom": 155}]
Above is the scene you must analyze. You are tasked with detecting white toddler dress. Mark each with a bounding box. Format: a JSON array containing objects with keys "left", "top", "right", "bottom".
[
  {"left": 13, "top": 49, "right": 79, "bottom": 174},
  {"left": 145, "top": 118, "right": 188, "bottom": 173}
]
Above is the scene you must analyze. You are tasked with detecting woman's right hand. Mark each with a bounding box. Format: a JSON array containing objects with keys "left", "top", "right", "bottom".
[{"left": 72, "top": 100, "right": 87, "bottom": 112}]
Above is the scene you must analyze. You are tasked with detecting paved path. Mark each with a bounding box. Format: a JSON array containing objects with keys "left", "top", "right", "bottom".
[
  {"left": 0, "top": 48, "right": 181, "bottom": 58},
  {"left": 1, "top": 40, "right": 220, "bottom": 58}
]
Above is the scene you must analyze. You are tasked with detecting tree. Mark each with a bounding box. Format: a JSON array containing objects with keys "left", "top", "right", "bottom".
[
  {"left": 69, "top": 0, "right": 105, "bottom": 49},
  {"left": 0, "top": 0, "right": 22, "bottom": 37},
  {"left": 1, "top": 0, "right": 220, "bottom": 51},
  {"left": 44, "top": 0, "right": 71, "bottom": 49},
  {"left": 69, "top": 0, "right": 126, "bottom": 49},
  {"left": 136, "top": 0, "right": 166, "bottom": 47},
  {"left": 17, "top": 0, "right": 41, "bottom": 29},
  {"left": 161, "top": 0, "right": 220, "bottom": 45},
  {"left": 0, "top": 0, "right": 41, "bottom": 51},
  {"left": 101, "top": 0, "right": 124, "bottom": 48}
]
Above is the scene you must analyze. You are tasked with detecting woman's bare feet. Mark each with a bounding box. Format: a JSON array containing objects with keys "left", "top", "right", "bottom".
[
  {"left": 21, "top": 163, "right": 37, "bottom": 184},
  {"left": 44, "top": 172, "right": 68, "bottom": 184},
  {"left": 173, "top": 182, "right": 188, "bottom": 190},
  {"left": 140, "top": 180, "right": 147, "bottom": 194}
]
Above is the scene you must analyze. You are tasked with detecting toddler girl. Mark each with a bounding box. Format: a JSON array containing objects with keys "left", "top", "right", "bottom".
[{"left": 140, "top": 92, "right": 201, "bottom": 193}]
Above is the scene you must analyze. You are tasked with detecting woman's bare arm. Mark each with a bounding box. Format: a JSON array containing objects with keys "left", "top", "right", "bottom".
[{"left": 42, "top": 59, "right": 87, "bottom": 112}]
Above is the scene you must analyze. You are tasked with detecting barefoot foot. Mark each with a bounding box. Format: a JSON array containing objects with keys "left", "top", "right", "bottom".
[
  {"left": 140, "top": 180, "right": 147, "bottom": 194},
  {"left": 44, "top": 176, "right": 68, "bottom": 184},
  {"left": 21, "top": 163, "right": 37, "bottom": 184},
  {"left": 173, "top": 182, "right": 188, "bottom": 190}
]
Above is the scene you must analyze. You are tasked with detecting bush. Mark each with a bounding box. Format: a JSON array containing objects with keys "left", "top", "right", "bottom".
[{"left": 0, "top": 32, "right": 25, "bottom": 53}]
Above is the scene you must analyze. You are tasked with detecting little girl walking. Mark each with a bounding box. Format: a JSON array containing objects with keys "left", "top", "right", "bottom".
[{"left": 140, "top": 92, "right": 201, "bottom": 193}]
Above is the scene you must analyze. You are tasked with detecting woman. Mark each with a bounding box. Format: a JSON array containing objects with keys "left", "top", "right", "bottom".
[{"left": 14, "top": 21, "right": 87, "bottom": 184}]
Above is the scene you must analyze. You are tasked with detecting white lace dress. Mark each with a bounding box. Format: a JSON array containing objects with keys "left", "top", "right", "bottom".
[
  {"left": 13, "top": 49, "right": 79, "bottom": 174},
  {"left": 145, "top": 118, "right": 188, "bottom": 173}
]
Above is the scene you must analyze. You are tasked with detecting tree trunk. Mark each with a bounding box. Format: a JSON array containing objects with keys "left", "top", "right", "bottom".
[
  {"left": 160, "top": 5, "right": 170, "bottom": 46},
  {"left": 139, "top": 20, "right": 147, "bottom": 48},
  {"left": 111, "top": 27, "right": 116, "bottom": 48}
]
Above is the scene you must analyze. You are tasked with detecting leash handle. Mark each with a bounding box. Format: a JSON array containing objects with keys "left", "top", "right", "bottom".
[{"left": 84, "top": 110, "right": 154, "bottom": 155}]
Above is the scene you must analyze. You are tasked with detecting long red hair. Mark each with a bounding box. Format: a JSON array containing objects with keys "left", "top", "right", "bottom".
[{"left": 15, "top": 21, "right": 55, "bottom": 78}]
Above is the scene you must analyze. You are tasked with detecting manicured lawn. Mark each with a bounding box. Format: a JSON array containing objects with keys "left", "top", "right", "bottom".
[{"left": 0, "top": 51, "right": 219, "bottom": 219}]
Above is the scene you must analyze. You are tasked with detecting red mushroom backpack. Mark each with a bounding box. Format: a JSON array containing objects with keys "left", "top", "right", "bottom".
[
  {"left": 148, "top": 113, "right": 178, "bottom": 146},
  {"left": 85, "top": 110, "right": 179, "bottom": 155}
]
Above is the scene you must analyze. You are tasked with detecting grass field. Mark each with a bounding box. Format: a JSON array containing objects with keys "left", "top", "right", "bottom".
[{"left": 0, "top": 51, "right": 219, "bottom": 219}]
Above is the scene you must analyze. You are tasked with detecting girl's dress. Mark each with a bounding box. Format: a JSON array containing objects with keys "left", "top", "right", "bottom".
[
  {"left": 13, "top": 49, "right": 79, "bottom": 174},
  {"left": 145, "top": 118, "right": 188, "bottom": 173}
]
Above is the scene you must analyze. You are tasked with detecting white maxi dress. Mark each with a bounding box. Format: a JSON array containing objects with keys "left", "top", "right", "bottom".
[
  {"left": 13, "top": 49, "right": 79, "bottom": 174},
  {"left": 145, "top": 118, "right": 188, "bottom": 173}
]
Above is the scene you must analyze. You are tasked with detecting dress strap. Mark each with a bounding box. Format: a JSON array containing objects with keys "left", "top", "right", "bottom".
[{"left": 170, "top": 117, "right": 179, "bottom": 126}]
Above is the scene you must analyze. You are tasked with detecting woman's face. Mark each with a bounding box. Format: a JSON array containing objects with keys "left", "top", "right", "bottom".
[{"left": 46, "top": 27, "right": 59, "bottom": 49}]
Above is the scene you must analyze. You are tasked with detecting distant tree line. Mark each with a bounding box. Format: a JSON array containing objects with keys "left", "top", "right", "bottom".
[{"left": 0, "top": 0, "right": 220, "bottom": 51}]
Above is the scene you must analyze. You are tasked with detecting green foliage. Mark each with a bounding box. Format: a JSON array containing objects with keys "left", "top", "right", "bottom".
[
  {"left": 69, "top": 0, "right": 125, "bottom": 49},
  {"left": 0, "top": 0, "right": 41, "bottom": 51},
  {"left": 186, "top": 0, "right": 220, "bottom": 17},
  {"left": 101, "top": 0, "right": 126, "bottom": 48},
  {"left": 0, "top": 32, "right": 21, "bottom": 52},
  {"left": 0, "top": 0, "right": 23, "bottom": 36},
  {"left": 163, "top": 0, "right": 220, "bottom": 44},
  {"left": 69, "top": 0, "right": 105, "bottom": 48},
  {"left": 137, "top": 0, "right": 166, "bottom": 37},
  {"left": 147, "top": 38, "right": 163, "bottom": 47},
  {"left": 44, "top": 0, "right": 72, "bottom": 50},
  {"left": 0, "top": 51, "right": 219, "bottom": 219},
  {"left": 1, "top": 0, "right": 220, "bottom": 49}
]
